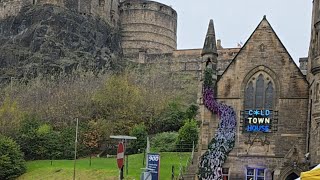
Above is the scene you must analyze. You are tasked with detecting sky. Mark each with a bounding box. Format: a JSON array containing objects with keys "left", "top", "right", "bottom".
[{"left": 156, "top": 0, "right": 313, "bottom": 65}]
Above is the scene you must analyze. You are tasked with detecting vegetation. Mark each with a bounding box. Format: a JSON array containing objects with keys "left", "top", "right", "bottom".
[
  {"left": 177, "top": 119, "right": 199, "bottom": 152},
  {"left": 0, "top": 62, "right": 198, "bottom": 179},
  {"left": 152, "top": 132, "right": 179, "bottom": 152},
  {"left": 0, "top": 135, "right": 26, "bottom": 180},
  {"left": 18, "top": 153, "right": 191, "bottom": 180},
  {"left": 128, "top": 124, "right": 148, "bottom": 154}
]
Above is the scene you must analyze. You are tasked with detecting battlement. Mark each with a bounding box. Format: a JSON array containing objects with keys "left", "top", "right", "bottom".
[{"left": 120, "top": 0, "right": 177, "bottom": 18}]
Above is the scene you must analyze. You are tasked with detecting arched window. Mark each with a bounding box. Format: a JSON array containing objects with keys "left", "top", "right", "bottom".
[{"left": 244, "top": 73, "right": 275, "bottom": 109}]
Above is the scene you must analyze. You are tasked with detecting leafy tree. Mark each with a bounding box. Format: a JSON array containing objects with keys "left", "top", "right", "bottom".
[
  {"left": 0, "top": 135, "right": 26, "bottom": 180},
  {"left": 177, "top": 119, "right": 199, "bottom": 152},
  {"left": 150, "top": 101, "right": 186, "bottom": 134},
  {"left": 93, "top": 74, "right": 143, "bottom": 134},
  {"left": 129, "top": 123, "right": 148, "bottom": 154},
  {"left": 18, "top": 116, "right": 42, "bottom": 160},
  {"left": 151, "top": 132, "right": 178, "bottom": 152},
  {"left": 0, "top": 95, "right": 25, "bottom": 137},
  {"left": 185, "top": 104, "right": 199, "bottom": 120},
  {"left": 83, "top": 120, "right": 100, "bottom": 166}
]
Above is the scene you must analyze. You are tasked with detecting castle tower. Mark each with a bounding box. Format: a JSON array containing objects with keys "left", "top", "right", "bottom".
[
  {"left": 308, "top": 0, "right": 320, "bottom": 166},
  {"left": 198, "top": 19, "right": 218, "bottom": 153},
  {"left": 119, "top": 0, "right": 177, "bottom": 55}
]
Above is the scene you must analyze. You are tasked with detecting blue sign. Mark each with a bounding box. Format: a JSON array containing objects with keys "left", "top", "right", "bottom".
[
  {"left": 244, "top": 110, "right": 272, "bottom": 133},
  {"left": 147, "top": 153, "right": 160, "bottom": 180}
]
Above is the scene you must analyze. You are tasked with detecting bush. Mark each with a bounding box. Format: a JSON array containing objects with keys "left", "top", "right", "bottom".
[
  {"left": 0, "top": 135, "right": 26, "bottom": 180},
  {"left": 128, "top": 124, "right": 148, "bottom": 154},
  {"left": 17, "top": 116, "right": 77, "bottom": 160},
  {"left": 177, "top": 119, "right": 199, "bottom": 152},
  {"left": 151, "top": 132, "right": 178, "bottom": 152},
  {"left": 151, "top": 102, "right": 186, "bottom": 134}
]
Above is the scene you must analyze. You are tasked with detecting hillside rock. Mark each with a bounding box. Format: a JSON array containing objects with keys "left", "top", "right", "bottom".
[{"left": 0, "top": 4, "right": 122, "bottom": 83}]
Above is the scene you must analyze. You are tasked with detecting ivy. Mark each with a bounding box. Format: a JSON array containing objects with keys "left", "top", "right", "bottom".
[{"left": 198, "top": 67, "right": 237, "bottom": 180}]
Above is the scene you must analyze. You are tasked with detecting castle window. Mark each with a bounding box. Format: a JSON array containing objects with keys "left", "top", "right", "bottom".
[
  {"left": 142, "top": 3, "right": 147, "bottom": 8},
  {"left": 244, "top": 73, "right": 275, "bottom": 110},
  {"left": 159, "top": 5, "right": 163, "bottom": 11}
]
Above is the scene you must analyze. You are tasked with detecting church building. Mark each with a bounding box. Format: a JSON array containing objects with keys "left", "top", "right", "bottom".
[{"left": 195, "top": 1, "right": 320, "bottom": 178}]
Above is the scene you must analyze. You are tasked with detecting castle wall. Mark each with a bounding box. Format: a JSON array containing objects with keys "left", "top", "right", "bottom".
[
  {"left": 0, "top": 0, "right": 29, "bottom": 19},
  {"left": 120, "top": 0, "right": 177, "bottom": 54},
  {"left": 307, "top": 0, "right": 320, "bottom": 166},
  {"left": 0, "top": 0, "right": 120, "bottom": 27}
]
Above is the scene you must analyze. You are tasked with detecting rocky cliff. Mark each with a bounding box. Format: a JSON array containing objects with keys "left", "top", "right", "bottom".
[{"left": 0, "top": 4, "right": 122, "bottom": 83}]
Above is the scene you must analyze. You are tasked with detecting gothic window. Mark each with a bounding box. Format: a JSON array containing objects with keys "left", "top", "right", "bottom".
[
  {"left": 245, "top": 81, "right": 254, "bottom": 109},
  {"left": 244, "top": 72, "right": 275, "bottom": 109},
  {"left": 255, "top": 74, "right": 264, "bottom": 109},
  {"left": 265, "top": 82, "right": 274, "bottom": 109}
]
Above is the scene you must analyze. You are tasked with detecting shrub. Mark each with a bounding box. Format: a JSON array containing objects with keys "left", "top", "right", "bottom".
[
  {"left": 151, "top": 132, "right": 178, "bottom": 152},
  {"left": 177, "top": 119, "right": 199, "bottom": 152},
  {"left": 0, "top": 135, "right": 26, "bottom": 180},
  {"left": 129, "top": 124, "right": 148, "bottom": 154},
  {"left": 151, "top": 102, "right": 185, "bottom": 134}
]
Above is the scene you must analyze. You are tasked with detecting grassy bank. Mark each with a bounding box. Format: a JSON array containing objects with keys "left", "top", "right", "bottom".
[{"left": 18, "top": 152, "right": 191, "bottom": 180}]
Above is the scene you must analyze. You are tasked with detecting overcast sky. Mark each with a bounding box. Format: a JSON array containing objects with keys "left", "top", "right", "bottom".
[{"left": 157, "top": 0, "right": 312, "bottom": 65}]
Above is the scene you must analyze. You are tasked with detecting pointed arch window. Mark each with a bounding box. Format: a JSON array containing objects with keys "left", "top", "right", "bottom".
[{"left": 244, "top": 73, "right": 275, "bottom": 109}]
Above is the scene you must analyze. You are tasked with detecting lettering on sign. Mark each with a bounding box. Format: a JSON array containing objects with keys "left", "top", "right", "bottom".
[{"left": 242, "top": 110, "right": 274, "bottom": 133}]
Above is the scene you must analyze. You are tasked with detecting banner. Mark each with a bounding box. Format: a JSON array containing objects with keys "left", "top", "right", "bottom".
[{"left": 147, "top": 153, "right": 160, "bottom": 180}]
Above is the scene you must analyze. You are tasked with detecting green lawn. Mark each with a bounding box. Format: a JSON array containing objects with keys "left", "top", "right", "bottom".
[{"left": 18, "top": 152, "right": 191, "bottom": 180}]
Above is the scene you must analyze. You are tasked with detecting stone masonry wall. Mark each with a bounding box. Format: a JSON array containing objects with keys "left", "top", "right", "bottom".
[
  {"left": 0, "top": 0, "right": 120, "bottom": 27},
  {"left": 211, "top": 18, "right": 309, "bottom": 179},
  {"left": 307, "top": 0, "right": 320, "bottom": 166},
  {"left": 120, "top": 0, "right": 177, "bottom": 54}
]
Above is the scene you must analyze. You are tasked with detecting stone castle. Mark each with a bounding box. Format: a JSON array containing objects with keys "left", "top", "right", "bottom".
[
  {"left": 1, "top": 0, "right": 320, "bottom": 179},
  {"left": 0, "top": 0, "right": 177, "bottom": 55}
]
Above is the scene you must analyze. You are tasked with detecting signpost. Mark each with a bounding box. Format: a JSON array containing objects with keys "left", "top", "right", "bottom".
[
  {"left": 147, "top": 153, "right": 161, "bottom": 180},
  {"left": 110, "top": 135, "right": 137, "bottom": 180},
  {"left": 117, "top": 142, "right": 124, "bottom": 168}
]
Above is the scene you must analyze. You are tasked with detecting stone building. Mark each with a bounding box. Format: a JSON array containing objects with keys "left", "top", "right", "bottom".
[
  {"left": 0, "top": 0, "right": 319, "bottom": 179},
  {"left": 307, "top": 0, "right": 320, "bottom": 170},
  {"left": 196, "top": 16, "right": 310, "bottom": 180}
]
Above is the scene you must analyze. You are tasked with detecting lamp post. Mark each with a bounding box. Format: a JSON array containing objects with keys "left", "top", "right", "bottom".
[{"left": 73, "top": 118, "right": 79, "bottom": 180}]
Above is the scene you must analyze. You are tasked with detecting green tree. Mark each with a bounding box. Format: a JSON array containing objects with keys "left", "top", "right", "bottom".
[
  {"left": 129, "top": 124, "right": 147, "bottom": 154},
  {"left": 93, "top": 74, "right": 143, "bottom": 134},
  {"left": 0, "top": 95, "right": 25, "bottom": 137},
  {"left": 150, "top": 101, "right": 186, "bottom": 134},
  {"left": 0, "top": 135, "right": 26, "bottom": 180},
  {"left": 177, "top": 119, "right": 199, "bottom": 152}
]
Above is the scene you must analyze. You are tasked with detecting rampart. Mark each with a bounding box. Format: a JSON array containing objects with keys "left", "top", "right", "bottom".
[
  {"left": 0, "top": 0, "right": 120, "bottom": 27},
  {"left": 120, "top": 0, "right": 177, "bottom": 54}
]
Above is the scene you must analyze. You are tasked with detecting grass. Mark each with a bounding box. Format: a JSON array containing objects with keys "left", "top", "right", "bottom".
[{"left": 18, "top": 152, "right": 191, "bottom": 180}]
